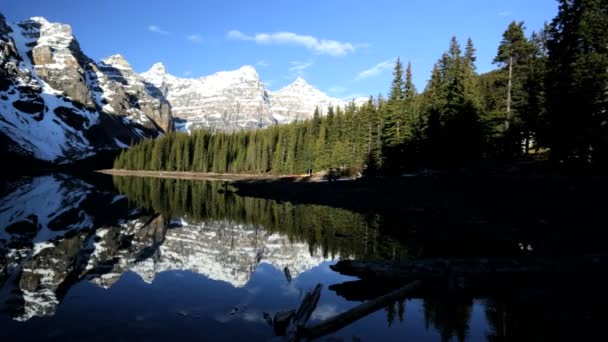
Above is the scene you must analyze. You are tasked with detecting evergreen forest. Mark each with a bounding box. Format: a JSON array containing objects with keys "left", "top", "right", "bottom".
[{"left": 114, "top": 1, "right": 608, "bottom": 174}]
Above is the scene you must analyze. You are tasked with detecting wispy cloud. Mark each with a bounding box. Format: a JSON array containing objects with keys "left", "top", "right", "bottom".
[
  {"left": 289, "top": 60, "right": 314, "bottom": 76},
  {"left": 256, "top": 60, "right": 270, "bottom": 67},
  {"left": 148, "top": 25, "right": 169, "bottom": 35},
  {"left": 227, "top": 30, "right": 355, "bottom": 57},
  {"left": 262, "top": 80, "right": 274, "bottom": 88},
  {"left": 186, "top": 34, "right": 202, "bottom": 43},
  {"left": 498, "top": 11, "right": 512, "bottom": 17},
  {"left": 356, "top": 58, "right": 395, "bottom": 80},
  {"left": 311, "top": 304, "right": 340, "bottom": 321},
  {"left": 183, "top": 70, "right": 192, "bottom": 76}
]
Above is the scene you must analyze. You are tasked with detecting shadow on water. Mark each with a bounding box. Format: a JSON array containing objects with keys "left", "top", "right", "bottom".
[{"left": 0, "top": 173, "right": 606, "bottom": 341}]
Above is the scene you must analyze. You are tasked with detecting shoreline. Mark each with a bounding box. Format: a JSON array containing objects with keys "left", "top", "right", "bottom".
[{"left": 96, "top": 169, "right": 310, "bottom": 182}]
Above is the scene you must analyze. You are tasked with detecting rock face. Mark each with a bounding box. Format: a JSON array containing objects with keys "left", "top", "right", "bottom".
[
  {"left": 141, "top": 64, "right": 346, "bottom": 132},
  {"left": 1, "top": 13, "right": 353, "bottom": 161},
  {"left": 0, "top": 174, "right": 331, "bottom": 321},
  {"left": 142, "top": 64, "right": 274, "bottom": 131},
  {"left": 0, "top": 15, "right": 172, "bottom": 163},
  {"left": 94, "top": 55, "right": 173, "bottom": 133}
]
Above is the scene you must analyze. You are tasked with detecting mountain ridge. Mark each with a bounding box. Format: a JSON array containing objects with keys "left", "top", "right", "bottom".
[
  {"left": 0, "top": 14, "right": 172, "bottom": 164},
  {"left": 140, "top": 61, "right": 348, "bottom": 131},
  {"left": 1, "top": 13, "right": 360, "bottom": 165}
]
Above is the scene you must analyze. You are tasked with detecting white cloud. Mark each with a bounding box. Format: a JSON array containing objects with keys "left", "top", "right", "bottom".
[
  {"left": 227, "top": 30, "right": 248, "bottom": 40},
  {"left": 356, "top": 58, "right": 395, "bottom": 80},
  {"left": 183, "top": 70, "right": 192, "bottom": 76},
  {"left": 311, "top": 304, "right": 340, "bottom": 321},
  {"left": 187, "top": 34, "right": 202, "bottom": 43},
  {"left": 256, "top": 60, "right": 270, "bottom": 67},
  {"left": 498, "top": 11, "right": 512, "bottom": 17},
  {"left": 262, "top": 80, "right": 274, "bottom": 87},
  {"left": 148, "top": 25, "right": 169, "bottom": 35},
  {"left": 227, "top": 30, "right": 355, "bottom": 56},
  {"left": 289, "top": 60, "right": 314, "bottom": 76}
]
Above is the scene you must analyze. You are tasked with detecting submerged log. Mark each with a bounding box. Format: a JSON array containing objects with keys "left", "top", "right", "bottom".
[
  {"left": 284, "top": 266, "right": 292, "bottom": 283},
  {"left": 285, "top": 283, "right": 322, "bottom": 341},
  {"left": 302, "top": 280, "right": 422, "bottom": 340},
  {"left": 273, "top": 309, "right": 295, "bottom": 336}
]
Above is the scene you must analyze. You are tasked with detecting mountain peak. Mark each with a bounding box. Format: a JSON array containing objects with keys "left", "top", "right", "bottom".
[
  {"left": 293, "top": 76, "right": 307, "bottom": 84},
  {"left": 148, "top": 62, "right": 167, "bottom": 74},
  {"left": 235, "top": 65, "right": 259, "bottom": 79},
  {"left": 28, "top": 16, "right": 50, "bottom": 25},
  {"left": 101, "top": 54, "right": 132, "bottom": 70},
  {"left": 239, "top": 64, "right": 256, "bottom": 72},
  {"left": 288, "top": 77, "right": 314, "bottom": 89}
]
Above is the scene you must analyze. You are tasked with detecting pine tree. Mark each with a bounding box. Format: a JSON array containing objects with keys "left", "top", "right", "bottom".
[
  {"left": 494, "top": 22, "right": 534, "bottom": 133},
  {"left": 383, "top": 58, "right": 406, "bottom": 149},
  {"left": 546, "top": 0, "right": 608, "bottom": 168}
]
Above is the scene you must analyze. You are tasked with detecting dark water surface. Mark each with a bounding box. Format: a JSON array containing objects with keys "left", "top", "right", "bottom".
[{"left": 0, "top": 174, "right": 606, "bottom": 341}]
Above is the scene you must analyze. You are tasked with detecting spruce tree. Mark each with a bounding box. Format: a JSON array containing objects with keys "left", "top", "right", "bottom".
[
  {"left": 494, "top": 22, "right": 534, "bottom": 133},
  {"left": 546, "top": 0, "right": 608, "bottom": 168}
]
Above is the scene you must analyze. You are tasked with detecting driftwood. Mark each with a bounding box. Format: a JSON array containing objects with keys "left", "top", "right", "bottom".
[
  {"left": 267, "top": 256, "right": 608, "bottom": 340},
  {"left": 284, "top": 266, "right": 292, "bottom": 283},
  {"left": 273, "top": 309, "right": 296, "bottom": 335},
  {"left": 301, "top": 280, "right": 421, "bottom": 340},
  {"left": 281, "top": 283, "right": 322, "bottom": 341},
  {"left": 328, "top": 256, "right": 608, "bottom": 298},
  {"left": 331, "top": 256, "right": 608, "bottom": 281}
]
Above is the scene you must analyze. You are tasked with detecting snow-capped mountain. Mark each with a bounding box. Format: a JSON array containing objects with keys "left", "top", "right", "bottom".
[
  {"left": 1, "top": 13, "right": 355, "bottom": 163},
  {"left": 141, "top": 63, "right": 347, "bottom": 131},
  {"left": 270, "top": 77, "right": 345, "bottom": 122},
  {"left": 142, "top": 64, "right": 273, "bottom": 131},
  {"left": 0, "top": 14, "right": 172, "bottom": 164}
]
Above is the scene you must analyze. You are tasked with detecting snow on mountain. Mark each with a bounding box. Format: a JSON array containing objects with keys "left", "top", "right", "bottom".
[
  {"left": 0, "top": 175, "right": 333, "bottom": 321},
  {"left": 141, "top": 64, "right": 348, "bottom": 132},
  {"left": 0, "top": 14, "right": 172, "bottom": 163},
  {"left": 269, "top": 77, "right": 346, "bottom": 122},
  {"left": 1, "top": 14, "right": 361, "bottom": 161},
  {"left": 122, "top": 220, "right": 330, "bottom": 288},
  {"left": 142, "top": 64, "right": 273, "bottom": 131}
]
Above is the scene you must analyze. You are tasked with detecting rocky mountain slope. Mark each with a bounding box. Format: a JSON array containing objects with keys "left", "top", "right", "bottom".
[
  {"left": 141, "top": 63, "right": 347, "bottom": 132},
  {"left": 1, "top": 13, "right": 355, "bottom": 163},
  {"left": 0, "top": 14, "right": 172, "bottom": 164}
]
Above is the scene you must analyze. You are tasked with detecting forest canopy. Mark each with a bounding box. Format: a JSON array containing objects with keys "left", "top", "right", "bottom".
[{"left": 114, "top": 0, "right": 608, "bottom": 174}]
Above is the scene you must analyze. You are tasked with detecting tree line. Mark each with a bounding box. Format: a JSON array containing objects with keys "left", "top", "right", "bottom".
[{"left": 115, "top": 0, "right": 607, "bottom": 173}]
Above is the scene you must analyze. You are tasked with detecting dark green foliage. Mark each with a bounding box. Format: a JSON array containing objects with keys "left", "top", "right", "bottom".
[
  {"left": 418, "top": 37, "right": 483, "bottom": 167},
  {"left": 492, "top": 21, "right": 542, "bottom": 156},
  {"left": 546, "top": 0, "right": 608, "bottom": 169},
  {"left": 113, "top": 176, "right": 407, "bottom": 260},
  {"left": 114, "top": 7, "right": 606, "bottom": 172},
  {"left": 114, "top": 109, "right": 377, "bottom": 175}
]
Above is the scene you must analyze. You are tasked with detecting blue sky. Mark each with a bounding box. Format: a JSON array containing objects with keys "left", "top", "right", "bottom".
[{"left": 3, "top": 0, "right": 557, "bottom": 100}]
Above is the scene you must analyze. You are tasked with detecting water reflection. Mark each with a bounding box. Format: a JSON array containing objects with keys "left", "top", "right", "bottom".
[
  {"left": 112, "top": 176, "right": 407, "bottom": 261},
  {"left": 1, "top": 174, "right": 606, "bottom": 341}
]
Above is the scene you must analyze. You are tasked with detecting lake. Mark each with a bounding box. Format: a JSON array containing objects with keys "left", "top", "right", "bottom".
[{"left": 0, "top": 173, "right": 606, "bottom": 341}]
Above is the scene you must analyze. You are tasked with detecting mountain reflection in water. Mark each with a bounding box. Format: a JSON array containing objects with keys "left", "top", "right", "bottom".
[{"left": 0, "top": 174, "right": 606, "bottom": 341}]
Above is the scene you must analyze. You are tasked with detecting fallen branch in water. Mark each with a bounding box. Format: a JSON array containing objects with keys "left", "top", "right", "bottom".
[{"left": 301, "top": 280, "right": 422, "bottom": 340}]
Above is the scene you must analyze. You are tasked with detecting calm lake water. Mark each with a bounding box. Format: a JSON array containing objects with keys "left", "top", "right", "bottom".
[{"left": 0, "top": 174, "right": 606, "bottom": 341}]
